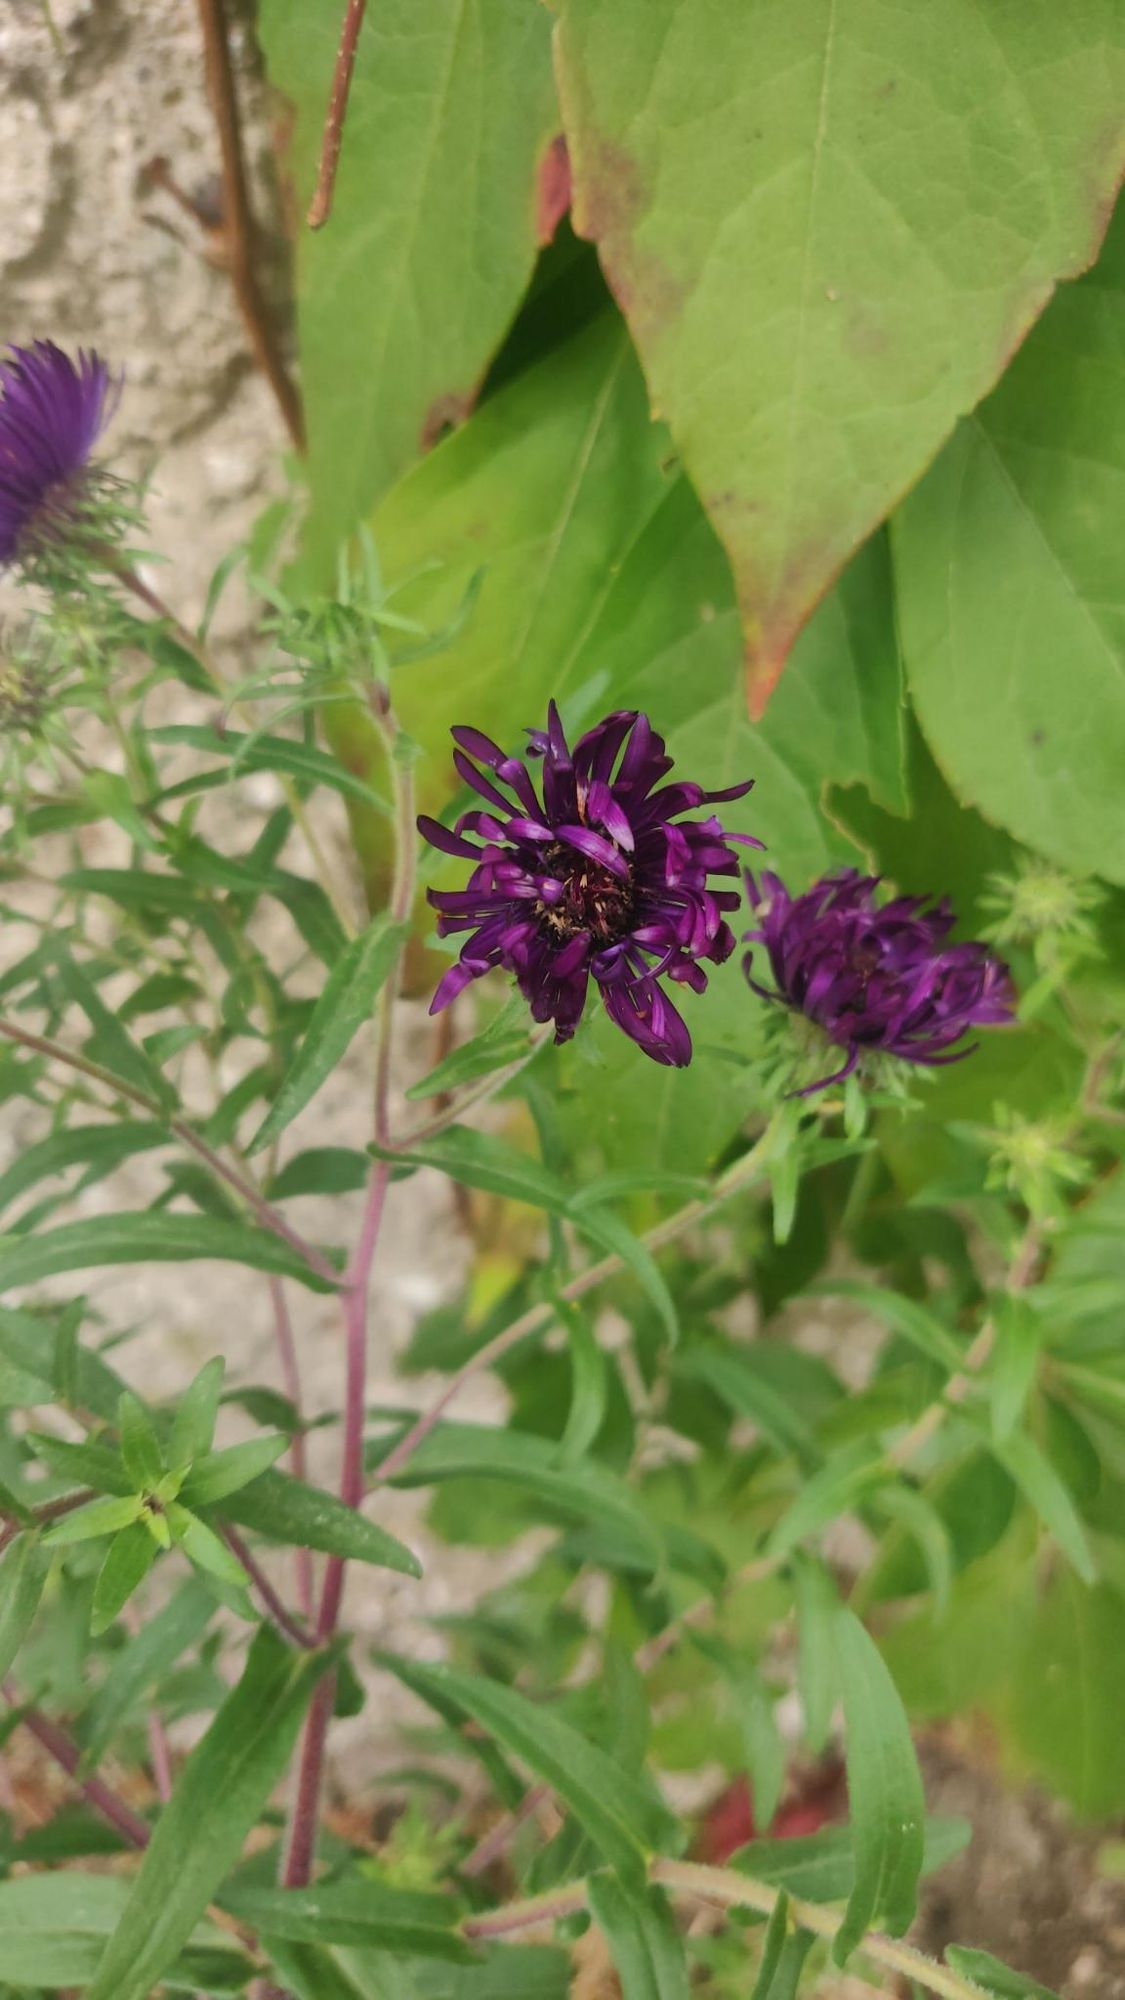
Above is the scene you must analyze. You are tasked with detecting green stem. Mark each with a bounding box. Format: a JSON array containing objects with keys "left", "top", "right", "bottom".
[{"left": 464, "top": 1858, "right": 992, "bottom": 2000}]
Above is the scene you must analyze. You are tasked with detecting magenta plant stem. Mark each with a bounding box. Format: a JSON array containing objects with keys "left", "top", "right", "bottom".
[
  {"left": 222, "top": 1527, "right": 316, "bottom": 1650},
  {"left": 268, "top": 1276, "right": 315, "bottom": 1619},
  {"left": 4, "top": 1681, "right": 151, "bottom": 1849}
]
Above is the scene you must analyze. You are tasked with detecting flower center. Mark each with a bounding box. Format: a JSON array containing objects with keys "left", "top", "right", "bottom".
[{"left": 538, "top": 842, "right": 635, "bottom": 945}]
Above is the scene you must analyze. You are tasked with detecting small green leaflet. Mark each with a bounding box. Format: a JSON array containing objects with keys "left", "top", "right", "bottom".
[
  {"left": 91, "top": 1523, "right": 158, "bottom": 1635},
  {"left": 217, "top": 1466, "right": 421, "bottom": 1576},
  {"left": 250, "top": 913, "right": 409, "bottom": 1153},
  {"left": 832, "top": 1607, "right": 925, "bottom": 1963},
  {"left": 0, "top": 1533, "right": 50, "bottom": 1677},
  {"left": 944, "top": 1946, "right": 1061, "bottom": 1999},
  {"left": 168, "top": 1356, "right": 226, "bottom": 1467},
  {"left": 84, "top": 1626, "right": 332, "bottom": 2000},
  {"left": 179, "top": 1435, "right": 289, "bottom": 1506},
  {"left": 375, "top": 1653, "right": 681, "bottom": 1889},
  {"left": 118, "top": 1391, "right": 165, "bottom": 1490},
  {"left": 0, "top": 1211, "right": 339, "bottom": 1295},
  {"left": 268, "top": 1147, "right": 372, "bottom": 1198},
  {"left": 43, "top": 1495, "right": 144, "bottom": 1546},
  {"left": 990, "top": 1295, "right": 1044, "bottom": 1444},
  {"left": 587, "top": 1875, "right": 689, "bottom": 2000}
]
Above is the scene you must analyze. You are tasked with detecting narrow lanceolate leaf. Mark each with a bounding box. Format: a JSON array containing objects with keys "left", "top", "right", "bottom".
[
  {"left": 0, "top": 1876, "right": 248, "bottom": 1990},
  {"left": 571, "top": 1203, "right": 679, "bottom": 1346},
  {"left": 587, "top": 1875, "right": 689, "bottom": 2000},
  {"left": 91, "top": 1524, "right": 158, "bottom": 1636},
  {"left": 118, "top": 1391, "right": 165, "bottom": 1491},
  {"left": 944, "top": 1945, "right": 1061, "bottom": 1999},
  {"left": 217, "top": 1467, "right": 421, "bottom": 1577},
  {"left": 833, "top": 1608, "right": 925, "bottom": 1963},
  {"left": 375, "top": 1654, "right": 680, "bottom": 1888},
  {"left": 0, "top": 1532, "right": 50, "bottom": 1677},
  {"left": 85, "top": 1627, "right": 331, "bottom": 2000},
  {"left": 168, "top": 1356, "right": 225, "bottom": 1469},
  {"left": 149, "top": 724, "right": 386, "bottom": 810},
  {"left": 167, "top": 1505, "right": 249, "bottom": 1589},
  {"left": 0, "top": 1212, "right": 338, "bottom": 1295},
  {"left": 991, "top": 1430, "right": 1096, "bottom": 1586},
  {"left": 178, "top": 1435, "right": 288, "bottom": 1507},
  {"left": 730, "top": 1817, "right": 971, "bottom": 1906},
  {"left": 792, "top": 1554, "right": 838, "bottom": 1757},
  {"left": 43, "top": 1494, "right": 143, "bottom": 1546},
  {"left": 249, "top": 916, "right": 408, "bottom": 1155},
  {"left": 51, "top": 944, "right": 176, "bottom": 1110},
  {"left": 811, "top": 1282, "right": 964, "bottom": 1373},
  {"left": 257, "top": 0, "right": 559, "bottom": 575},
  {"left": 750, "top": 1894, "right": 815, "bottom": 2000},
  {"left": 405, "top": 996, "right": 533, "bottom": 1101},
  {"left": 555, "top": 0, "right": 1125, "bottom": 706},
  {"left": 80, "top": 1578, "right": 215, "bottom": 1769},
  {"left": 219, "top": 1882, "right": 470, "bottom": 1961},
  {"left": 370, "top": 1124, "right": 570, "bottom": 1213},
  {"left": 0, "top": 1121, "right": 167, "bottom": 1217}
]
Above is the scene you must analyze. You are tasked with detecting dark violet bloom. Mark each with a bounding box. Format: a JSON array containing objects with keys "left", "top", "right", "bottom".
[
  {"left": 418, "top": 703, "right": 758, "bottom": 1067},
  {"left": 0, "top": 341, "right": 119, "bottom": 568},
  {"left": 744, "top": 868, "right": 1015, "bottom": 1092}
]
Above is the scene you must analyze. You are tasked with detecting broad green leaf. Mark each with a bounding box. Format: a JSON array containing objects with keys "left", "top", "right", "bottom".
[
  {"left": 0, "top": 1873, "right": 249, "bottom": 1990},
  {"left": 52, "top": 945, "right": 175, "bottom": 1110},
  {"left": 555, "top": 0, "right": 1125, "bottom": 702},
  {"left": 371, "top": 1124, "right": 569, "bottom": 1213},
  {"left": 0, "top": 1212, "right": 337, "bottom": 1295},
  {"left": 833, "top": 1607, "right": 925, "bottom": 1961},
  {"left": 374, "top": 1653, "right": 679, "bottom": 1887},
  {"left": 250, "top": 916, "right": 409, "bottom": 1154},
  {"left": 179, "top": 1435, "right": 289, "bottom": 1507},
  {"left": 218, "top": 1467, "right": 421, "bottom": 1577},
  {"left": 0, "top": 1121, "right": 167, "bottom": 1217},
  {"left": 150, "top": 725, "right": 386, "bottom": 810},
  {"left": 219, "top": 1882, "right": 470, "bottom": 1962},
  {"left": 84, "top": 1627, "right": 330, "bottom": 2000},
  {"left": 730, "top": 1816, "right": 970, "bottom": 1905},
  {"left": 91, "top": 1523, "right": 158, "bottom": 1635},
  {"left": 383, "top": 1421, "right": 661, "bottom": 1573},
  {"left": 43, "top": 1494, "right": 143, "bottom": 1545},
  {"left": 268, "top": 1148, "right": 372, "bottom": 1199},
  {"left": 586, "top": 1875, "right": 689, "bottom": 2000},
  {"left": 0, "top": 1533, "right": 50, "bottom": 1677},
  {"left": 750, "top": 1894, "right": 813, "bottom": 2000},
  {"left": 991, "top": 1429, "right": 1096, "bottom": 1585},
  {"left": 118, "top": 1390, "right": 164, "bottom": 1490},
  {"left": 81, "top": 1577, "right": 215, "bottom": 1769},
  {"left": 168, "top": 1356, "right": 226, "bottom": 1468},
  {"left": 258, "top": 0, "right": 559, "bottom": 574},
  {"left": 898, "top": 200, "right": 1125, "bottom": 883},
  {"left": 945, "top": 1946, "right": 1060, "bottom": 2000},
  {"left": 404, "top": 996, "right": 533, "bottom": 1101}
]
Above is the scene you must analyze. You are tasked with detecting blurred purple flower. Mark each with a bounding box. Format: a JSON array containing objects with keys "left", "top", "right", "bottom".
[
  {"left": 418, "top": 703, "right": 758, "bottom": 1067},
  {"left": 744, "top": 868, "right": 1015, "bottom": 1092},
  {"left": 0, "top": 342, "right": 119, "bottom": 568}
]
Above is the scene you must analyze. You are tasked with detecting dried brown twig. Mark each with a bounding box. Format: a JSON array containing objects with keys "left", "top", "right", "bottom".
[{"left": 194, "top": 0, "right": 305, "bottom": 452}]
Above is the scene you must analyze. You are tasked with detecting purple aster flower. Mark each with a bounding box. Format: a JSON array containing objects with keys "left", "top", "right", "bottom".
[
  {"left": 418, "top": 703, "right": 759, "bottom": 1067},
  {"left": 0, "top": 342, "right": 119, "bottom": 569},
  {"left": 744, "top": 868, "right": 1015, "bottom": 1093}
]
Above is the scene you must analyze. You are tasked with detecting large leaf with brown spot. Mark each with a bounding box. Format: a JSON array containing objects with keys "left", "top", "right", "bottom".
[
  {"left": 553, "top": 0, "right": 1125, "bottom": 711},
  {"left": 258, "top": 0, "right": 559, "bottom": 578}
]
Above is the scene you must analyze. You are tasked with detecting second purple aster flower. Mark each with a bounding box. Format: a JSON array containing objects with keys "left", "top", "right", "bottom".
[{"left": 418, "top": 703, "right": 759, "bottom": 1067}]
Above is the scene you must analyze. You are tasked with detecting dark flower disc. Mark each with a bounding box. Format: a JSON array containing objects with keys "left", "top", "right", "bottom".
[
  {"left": 744, "top": 868, "right": 1015, "bottom": 1092},
  {"left": 418, "top": 703, "right": 759, "bottom": 1066},
  {"left": 0, "top": 341, "right": 119, "bottom": 568}
]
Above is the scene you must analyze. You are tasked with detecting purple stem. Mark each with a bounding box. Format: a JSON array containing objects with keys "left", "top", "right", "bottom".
[
  {"left": 4, "top": 1681, "right": 151, "bottom": 1849},
  {"left": 281, "top": 1158, "right": 392, "bottom": 1885},
  {"left": 222, "top": 1527, "right": 315, "bottom": 1650},
  {"left": 268, "top": 1276, "right": 315, "bottom": 1619}
]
